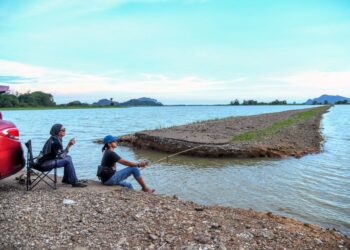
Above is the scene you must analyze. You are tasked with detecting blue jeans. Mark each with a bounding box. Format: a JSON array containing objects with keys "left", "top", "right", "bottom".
[
  {"left": 41, "top": 155, "right": 78, "bottom": 184},
  {"left": 103, "top": 167, "right": 141, "bottom": 190}
]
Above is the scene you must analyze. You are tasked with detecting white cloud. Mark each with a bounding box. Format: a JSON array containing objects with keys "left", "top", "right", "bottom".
[
  {"left": 6, "top": 59, "right": 350, "bottom": 104},
  {"left": 266, "top": 70, "right": 350, "bottom": 89},
  {"left": 264, "top": 70, "right": 350, "bottom": 101},
  {"left": 0, "top": 60, "right": 46, "bottom": 78},
  {"left": 0, "top": 59, "right": 246, "bottom": 103},
  {"left": 0, "top": 59, "right": 111, "bottom": 95}
]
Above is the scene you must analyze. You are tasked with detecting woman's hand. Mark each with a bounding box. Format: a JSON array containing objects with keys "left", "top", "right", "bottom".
[
  {"left": 68, "top": 138, "right": 76, "bottom": 147},
  {"left": 138, "top": 160, "right": 148, "bottom": 168}
]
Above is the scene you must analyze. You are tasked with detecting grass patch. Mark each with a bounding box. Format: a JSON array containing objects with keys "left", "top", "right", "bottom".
[{"left": 232, "top": 107, "right": 324, "bottom": 141}]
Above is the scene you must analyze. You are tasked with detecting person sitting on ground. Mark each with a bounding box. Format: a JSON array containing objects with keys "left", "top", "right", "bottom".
[
  {"left": 37, "top": 124, "right": 87, "bottom": 188},
  {"left": 100, "top": 135, "right": 154, "bottom": 193}
]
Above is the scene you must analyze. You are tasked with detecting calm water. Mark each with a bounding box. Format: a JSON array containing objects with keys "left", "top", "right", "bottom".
[{"left": 3, "top": 105, "right": 350, "bottom": 235}]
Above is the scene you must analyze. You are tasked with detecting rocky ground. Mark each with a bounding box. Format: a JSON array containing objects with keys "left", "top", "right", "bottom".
[
  {"left": 1, "top": 173, "right": 349, "bottom": 249},
  {"left": 116, "top": 106, "right": 330, "bottom": 158}
]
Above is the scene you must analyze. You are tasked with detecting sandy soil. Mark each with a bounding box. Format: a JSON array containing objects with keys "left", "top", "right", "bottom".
[
  {"left": 0, "top": 173, "right": 349, "bottom": 249},
  {"left": 118, "top": 106, "right": 330, "bottom": 158}
]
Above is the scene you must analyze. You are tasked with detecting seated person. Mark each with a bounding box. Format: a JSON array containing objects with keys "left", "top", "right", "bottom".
[
  {"left": 38, "top": 124, "right": 87, "bottom": 188},
  {"left": 100, "top": 135, "right": 154, "bottom": 193}
]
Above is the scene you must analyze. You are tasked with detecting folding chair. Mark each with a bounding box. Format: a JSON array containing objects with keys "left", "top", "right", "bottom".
[{"left": 25, "top": 140, "right": 57, "bottom": 190}]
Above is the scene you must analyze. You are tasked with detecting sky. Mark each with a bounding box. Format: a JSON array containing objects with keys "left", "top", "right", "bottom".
[{"left": 0, "top": 0, "right": 349, "bottom": 104}]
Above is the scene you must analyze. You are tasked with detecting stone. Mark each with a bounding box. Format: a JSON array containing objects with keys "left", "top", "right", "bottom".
[{"left": 149, "top": 234, "right": 158, "bottom": 241}]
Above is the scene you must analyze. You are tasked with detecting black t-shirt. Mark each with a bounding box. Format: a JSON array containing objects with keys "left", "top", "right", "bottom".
[{"left": 100, "top": 149, "right": 121, "bottom": 183}]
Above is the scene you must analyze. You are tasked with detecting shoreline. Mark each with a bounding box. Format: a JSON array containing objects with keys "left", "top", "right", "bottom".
[
  {"left": 1, "top": 173, "right": 349, "bottom": 249},
  {"left": 115, "top": 106, "right": 330, "bottom": 158},
  {"left": 0, "top": 106, "right": 127, "bottom": 111},
  {"left": 0, "top": 104, "right": 320, "bottom": 111}
]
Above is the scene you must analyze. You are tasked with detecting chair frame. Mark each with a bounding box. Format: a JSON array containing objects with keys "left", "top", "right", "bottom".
[{"left": 25, "top": 140, "right": 57, "bottom": 191}]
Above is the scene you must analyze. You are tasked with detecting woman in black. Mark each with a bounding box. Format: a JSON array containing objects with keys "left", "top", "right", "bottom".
[
  {"left": 100, "top": 135, "right": 154, "bottom": 192},
  {"left": 38, "top": 124, "right": 86, "bottom": 187}
]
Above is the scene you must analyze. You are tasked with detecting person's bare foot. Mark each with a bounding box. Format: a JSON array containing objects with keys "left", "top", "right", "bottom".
[{"left": 142, "top": 187, "right": 155, "bottom": 193}]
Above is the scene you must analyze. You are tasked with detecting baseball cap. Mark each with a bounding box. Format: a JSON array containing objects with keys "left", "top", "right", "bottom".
[{"left": 103, "top": 135, "right": 118, "bottom": 144}]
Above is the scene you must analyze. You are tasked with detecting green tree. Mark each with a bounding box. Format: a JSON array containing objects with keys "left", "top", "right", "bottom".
[
  {"left": 230, "top": 99, "right": 240, "bottom": 105},
  {"left": 242, "top": 100, "right": 258, "bottom": 105},
  {"left": 67, "top": 100, "right": 83, "bottom": 106},
  {"left": 270, "top": 99, "right": 287, "bottom": 105},
  {"left": 18, "top": 91, "right": 55, "bottom": 106},
  {"left": 335, "top": 100, "right": 348, "bottom": 105},
  {"left": 0, "top": 94, "right": 20, "bottom": 107}
]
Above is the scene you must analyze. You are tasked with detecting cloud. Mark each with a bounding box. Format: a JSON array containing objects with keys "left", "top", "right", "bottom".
[
  {"left": 2, "top": 59, "right": 350, "bottom": 104},
  {"left": 266, "top": 70, "right": 350, "bottom": 89},
  {"left": 265, "top": 70, "right": 350, "bottom": 99},
  {"left": 0, "top": 75, "right": 36, "bottom": 84},
  {"left": 0, "top": 59, "right": 115, "bottom": 95},
  {"left": 0, "top": 59, "right": 246, "bottom": 103}
]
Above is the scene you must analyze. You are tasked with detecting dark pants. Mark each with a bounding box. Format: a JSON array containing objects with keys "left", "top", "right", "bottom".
[{"left": 41, "top": 155, "right": 78, "bottom": 184}]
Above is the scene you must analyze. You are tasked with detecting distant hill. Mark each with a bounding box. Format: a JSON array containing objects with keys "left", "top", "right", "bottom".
[
  {"left": 93, "top": 97, "right": 163, "bottom": 106},
  {"left": 92, "top": 99, "right": 119, "bottom": 106},
  {"left": 119, "top": 97, "right": 163, "bottom": 106},
  {"left": 304, "top": 95, "right": 350, "bottom": 104}
]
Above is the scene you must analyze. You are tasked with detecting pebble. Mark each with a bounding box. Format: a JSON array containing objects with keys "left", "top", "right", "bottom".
[
  {"left": 0, "top": 175, "right": 348, "bottom": 249},
  {"left": 211, "top": 223, "right": 221, "bottom": 229},
  {"left": 315, "top": 238, "right": 323, "bottom": 245},
  {"left": 194, "top": 235, "right": 210, "bottom": 244},
  {"left": 194, "top": 207, "right": 204, "bottom": 211},
  {"left": 149, "top": 234, "right": 158, "bottom": 241}
]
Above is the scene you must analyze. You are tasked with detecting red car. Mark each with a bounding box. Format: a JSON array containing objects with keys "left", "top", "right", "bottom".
[{"left": 0, "top": 85, "right": 25, "bottom": 180}]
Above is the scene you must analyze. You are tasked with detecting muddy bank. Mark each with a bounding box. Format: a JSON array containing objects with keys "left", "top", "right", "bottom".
[
  {"left": 0, "top": 173, "right": 349, "bottom": 249},
  {"left": 116, "top": 106, "right": 330, "bottom": 158}
]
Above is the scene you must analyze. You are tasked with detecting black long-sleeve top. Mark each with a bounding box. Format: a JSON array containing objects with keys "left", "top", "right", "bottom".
[{"left": 38, "top": 137, "right": 65, "bottom": 164}]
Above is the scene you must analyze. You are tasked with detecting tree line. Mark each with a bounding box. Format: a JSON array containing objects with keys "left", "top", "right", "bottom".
[
  {"left": 0, "top": 91, "right": 92, "bottom": 108},
  {"left": 230, "top": 99, "right": 288, "bottom": 105},
  {"left": 230, "top": 99, "right": 349, "bottom": 105},
  {"left": 312, "top": 100, "right": 349, "bottom": 105},
  {"left": 335, "top": 100, "right": 349, "bottom": 104},
  {"left": 1, "top": 91, "right": 348, "bottom": 108},
  {"left": 0, "top": 91, "right": 56, "bottom": 107}
]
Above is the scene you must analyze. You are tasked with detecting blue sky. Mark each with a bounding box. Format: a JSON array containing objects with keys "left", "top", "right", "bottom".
[{"left": 0, "top": 0, "right": 349, "bottom": 104}]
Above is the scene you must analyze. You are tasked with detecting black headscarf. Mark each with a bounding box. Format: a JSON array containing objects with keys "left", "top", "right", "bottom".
[
  {"left": 41, "top": 124, "right": 64, "bottom": 155},
  {"left": 50, "top": 124, "right": 63, "bottom": 136}
]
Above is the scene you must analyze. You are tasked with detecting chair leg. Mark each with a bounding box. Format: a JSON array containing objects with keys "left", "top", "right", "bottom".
[
  {"left": 54, "top": 167, "right": 57, "bottom": 189},
  {"left": 26, "top": 167, "right": 30, "bottom": 191},
  {"left": 29, "top": 171, "right": 56, "bottom": 190},
  {"left": 26, "top": 170, "right": 29, "bottom": 191}
]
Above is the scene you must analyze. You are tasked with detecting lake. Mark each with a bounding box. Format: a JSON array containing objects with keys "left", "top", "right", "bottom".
[{"left": 2, "top": 105, "right": 350, "bottom": 235}]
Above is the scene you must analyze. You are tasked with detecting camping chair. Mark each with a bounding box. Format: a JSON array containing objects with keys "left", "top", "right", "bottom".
[{"left": 25, "top": 140, "right": 57, "bottom": 190}]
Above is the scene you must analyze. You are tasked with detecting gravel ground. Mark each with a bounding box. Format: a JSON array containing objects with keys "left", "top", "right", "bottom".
[
  {"left": 1, "top": 173, "right": 349, "bottom": 249},
  {"left": 118, "top": 106, "right": 329, "bottom": 158}
]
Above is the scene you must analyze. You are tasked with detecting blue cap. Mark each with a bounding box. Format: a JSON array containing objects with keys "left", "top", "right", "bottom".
[{"left": 103, "top": 135, "right": 118, "bottom": 144}]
